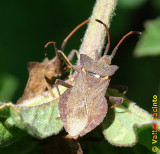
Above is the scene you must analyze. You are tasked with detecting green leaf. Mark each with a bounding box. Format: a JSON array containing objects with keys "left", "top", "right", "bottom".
[
  {"left": 0, "top": 117, "right": 25, "bottom": 147},
  {"left": 134, "top": 18, "right": 160, "bottom": 57},
  {"left": 0, "top": 86, "right": 67, "bottom": 146},
  {"left": 12, "top": 100, "right": 63, "bottom": 138},
  {"left": 136, "top": 124, "right": 160, "bottom": 152},
  {"left": 102, "top": 89, "right": 160, "bottom": 150}
]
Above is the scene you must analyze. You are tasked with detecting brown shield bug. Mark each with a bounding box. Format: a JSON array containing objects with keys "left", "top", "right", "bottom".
[{"left": 54, "top": 19, "right": 141, "bottom": 139}]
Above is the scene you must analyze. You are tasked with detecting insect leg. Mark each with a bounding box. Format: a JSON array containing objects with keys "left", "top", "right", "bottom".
[
  {"left": 67, "top": 49, "right": 79, "bottom": 61},
  {"left": 66, "top": 49, "right": 79, "bottom": 78},
  {"left": 107, "top": 96, "right": 124, "bottom": 109},
  {"left": 55, "top": 79, "right": 73, "bottom": 96},
  {"left": 58, "top": 50, "right": 80, "bottom": 73},
  {"left": 42, "top": 75, "right": 55, "bottom": 99},
  {"left": 109, "top": 85, "right": 128, "bottom": 96}
]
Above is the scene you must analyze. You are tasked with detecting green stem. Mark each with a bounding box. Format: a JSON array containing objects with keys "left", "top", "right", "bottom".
[{"left": 79, "top": 0, "right": 118, "bottom": 60}]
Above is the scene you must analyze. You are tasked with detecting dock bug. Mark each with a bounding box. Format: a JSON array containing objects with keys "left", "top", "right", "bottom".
[{"left": 55, "top": 19, "right": 141, "bottom": 139}]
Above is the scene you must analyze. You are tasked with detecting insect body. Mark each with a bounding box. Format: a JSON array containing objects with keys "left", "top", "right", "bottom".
[
  {"left": 56, "top": 19, "right": 141, "bottom": 139},
  {"left": 59, "top": 55, "right": 118, "bottom": 138}
]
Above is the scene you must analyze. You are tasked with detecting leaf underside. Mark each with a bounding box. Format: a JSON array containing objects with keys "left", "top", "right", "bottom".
[
  {"left": 102, "top": 88, "right": 160, "bottom": 150},
  {"left": 0, "top": 86, "right": 67, "bottom": 147}
]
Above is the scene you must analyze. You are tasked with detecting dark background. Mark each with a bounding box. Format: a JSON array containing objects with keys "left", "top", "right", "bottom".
[{"left": 0, "top": 0, "right": 160, "bottom": 153}]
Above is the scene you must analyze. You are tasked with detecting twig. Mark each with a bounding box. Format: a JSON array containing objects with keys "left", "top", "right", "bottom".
[{"left": 79, "top": 0, "right": 118, "bottom": 61}]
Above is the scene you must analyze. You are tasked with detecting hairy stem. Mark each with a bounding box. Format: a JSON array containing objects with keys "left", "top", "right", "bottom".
[{"left": 79, "top": 0, "right": 118, "bottom": 60}]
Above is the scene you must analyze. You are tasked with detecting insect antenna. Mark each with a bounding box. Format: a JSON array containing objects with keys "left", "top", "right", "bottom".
[
  {"left": 61, "top": 19, "right": 90, "bottom": 51},
  {"left": 44, "top": 19, "right": 90, "bottom": 57},
  {"left": 95, "top": 19, "right": 111, "bottom": 55},
  {"left": 110, "top": 31, "right": 142, "bottom": 60}
]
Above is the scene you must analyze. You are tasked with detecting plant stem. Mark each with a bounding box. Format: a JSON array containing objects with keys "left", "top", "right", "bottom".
[{"left": 79, "top": 0, "right": 118, "bottom": 60}]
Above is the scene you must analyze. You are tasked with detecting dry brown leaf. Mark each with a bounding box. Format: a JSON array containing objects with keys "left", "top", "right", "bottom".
[{"left": 17, "top": 56, "right": 63, "bottom": 104}]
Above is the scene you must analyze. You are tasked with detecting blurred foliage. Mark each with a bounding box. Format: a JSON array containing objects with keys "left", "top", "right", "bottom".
[
  {"left": 0, "top": 135, "right": 40, "bottom": 154},
  {"left": 118, "top": 0, "right": 148, "bottom": 9},
  {"left": 0, "top": 74, "right": 19, "bottom": 102},
  {"left": 0, "top": 0, "right": 160, "bottom": 153},
  {"left": 134, "top": 18, "right": 160, "bottom": 57},
  {"left": 152, "top": 0, "right": 160, "bottom": 13}
]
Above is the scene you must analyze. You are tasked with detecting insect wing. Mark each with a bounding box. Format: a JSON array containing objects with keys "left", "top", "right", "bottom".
[
  {"left": 80, "top": 74, "right": 109, "bottom": 136},
  {"left": 59, "top": 72, "right": 89, "bottom": 137}
]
